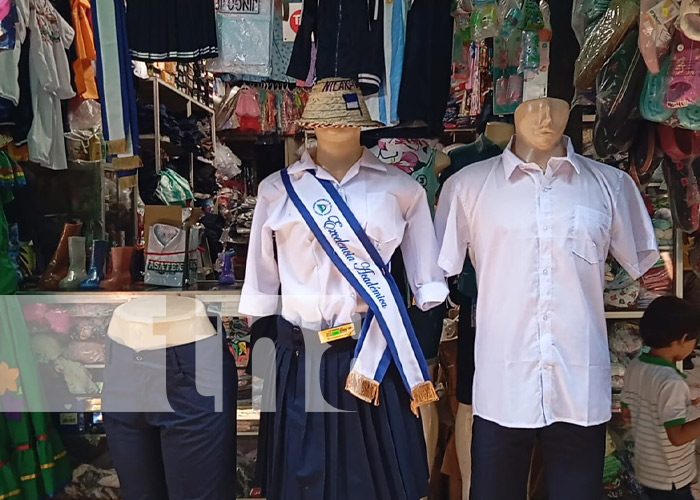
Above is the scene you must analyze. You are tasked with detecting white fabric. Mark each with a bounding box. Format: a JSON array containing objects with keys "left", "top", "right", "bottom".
[
  {"left": 239, "top": 148, "right": 448, "bottom": 331},
  {"left": 0, "top": 0, "right": 29, "bottom": 105},
  {"left": 27, "top": 0, "right": 75, "bottom": 171},
  {"left": 282, "top": 168, "right": 432, "bottom": 391},
  {"left": 621, "top": 356, "right": 696, "bottom": 490},
  {"left": 145, "top": 224, "right": 190, "bottom": 288},
  {"left": 435, "top": 137, "right": 659, "bottom": 428}
]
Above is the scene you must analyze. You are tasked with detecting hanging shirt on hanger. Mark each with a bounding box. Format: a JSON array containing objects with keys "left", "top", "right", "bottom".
[{"left": 27, "top": 0, "right": 75, "bottom": 171}]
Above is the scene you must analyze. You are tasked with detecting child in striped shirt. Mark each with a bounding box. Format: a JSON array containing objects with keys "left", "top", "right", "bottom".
[{"left": 622, "top": 296, "right": 700, "bottom": 499}]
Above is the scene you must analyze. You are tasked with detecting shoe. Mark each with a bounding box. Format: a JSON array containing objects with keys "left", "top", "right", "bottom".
[
  {"left": 101, "top": 246, "right": 134, "bottom": 291},
  {"left": 218, "top": 250, "right": 236, "bottom": 286},
  {"left": 38, "top": 221, "right": 83, "bottom": 290},
  {"left": 81, "top": 240, "right": 108, "bottom": 290},
  {"left": 59, "top": 237, "right": 87, "bottom": 290}
]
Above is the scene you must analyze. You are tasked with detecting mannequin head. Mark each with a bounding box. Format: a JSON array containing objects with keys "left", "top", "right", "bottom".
[
  {"left": 313, "top": 127, "right": 363, "bottom": 180},
  {"left": 513, "top": 98, "right": 569, "bottom": 152}
]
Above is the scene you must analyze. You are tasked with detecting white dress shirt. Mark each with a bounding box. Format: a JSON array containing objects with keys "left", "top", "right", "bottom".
[
  {"left": 239, "top": 148, "right": 449, "bottom": 331},
  {"left": 435, "top": 138, "right": 659, "bottom": 428}
]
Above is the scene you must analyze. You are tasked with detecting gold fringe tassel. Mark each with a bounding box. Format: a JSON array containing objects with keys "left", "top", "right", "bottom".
[
  {"left": 0, "top": 489, "right": 21, "bottom": 500},
  {"left": 345, "top": 370, "right": 380, "bottom": 406},
  {"left": 409, "top": 381, "right": 439, "bottom": 417},
  {"left": 106, "top": 138, "right": 127, "bottom": 155}
]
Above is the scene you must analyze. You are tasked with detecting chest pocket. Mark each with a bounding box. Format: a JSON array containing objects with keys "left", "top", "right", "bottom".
[
  {"left": 569, "top": 205, "right": 611, "bottom": 264},
  {"left": 364, "top": 193, "right": 406, "bottom": 261}
]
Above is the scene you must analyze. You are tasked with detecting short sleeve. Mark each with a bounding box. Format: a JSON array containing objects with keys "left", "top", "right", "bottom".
[
  {"left": 658, "top": 377, "right": 690, "bottom": 429},
  {"left": 609, "top": 172, "right": 659, "bottom": 280},
  {"left": 434, "top": 175, "right": 470, "bottom": 277},
  {"left": 238, "top": 178, "right": 282, "bottom": 317}
]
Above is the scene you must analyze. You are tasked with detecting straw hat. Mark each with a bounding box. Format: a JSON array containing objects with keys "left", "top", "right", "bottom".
[{"left": 298, "top": 78, "right": 384, "bottom": 129}]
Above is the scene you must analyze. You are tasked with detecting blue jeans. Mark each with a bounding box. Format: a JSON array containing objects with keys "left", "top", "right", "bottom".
[{"left": 644, "top": 485, "right": 694, "bottom": 500}]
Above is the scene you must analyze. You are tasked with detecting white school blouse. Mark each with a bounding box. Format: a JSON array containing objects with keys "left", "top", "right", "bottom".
[{"left": 239, "top": 148, "right": 449, "bottom": 331}]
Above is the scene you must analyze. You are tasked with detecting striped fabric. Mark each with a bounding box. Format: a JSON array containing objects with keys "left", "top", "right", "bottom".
[{"left": 621, "top": 355, "right": 696, "bottom": 491}]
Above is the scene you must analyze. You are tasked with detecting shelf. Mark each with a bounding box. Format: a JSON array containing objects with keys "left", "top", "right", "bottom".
[
  {"left": 605, "top": 310, "right": 644, "bottom": 320},
  {"left": 137, "top": 77, "right": 214, "bottom": 116},
  {"left": 84, "top": 364, "right": 105, "bottom": 369},
  {"left": 238, "top": 431, "right": 259, "bottom": 437},
  {"left": 140, "top": 134, "right": 183, "bottom": 156}
]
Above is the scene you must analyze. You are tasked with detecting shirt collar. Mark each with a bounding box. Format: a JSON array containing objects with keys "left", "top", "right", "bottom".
[
  {"left": 287, "top": 148, "right": 387, "bottom": 176},
  {"left": 501, "top": 136, "right": 580, "bottom": 180},
  {"left": 639, "top": 353, "right": 687, "bottom": 378}
]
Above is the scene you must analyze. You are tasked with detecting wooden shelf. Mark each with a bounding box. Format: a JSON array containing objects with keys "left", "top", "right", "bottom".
[
  {"left": 605, "top": 310, "right": 644, "bottom": 320},
  {"left": 140, "top": 134, "right": 183, "bottom": 156},
  {"left": 138, "top": 76, "right": 214, "bottom": 116}
]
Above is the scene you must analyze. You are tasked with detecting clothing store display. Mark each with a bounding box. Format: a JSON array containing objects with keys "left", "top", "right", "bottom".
[
  {"left": 622, "top": 354, "right": 696, "bottom": 491},
  {"left": 80, "top": 239, "right": 107, "bottom": 289},
  {"left": 27, "top": 0, "right": 75, "bottom": 171},
  {"left": 287, "top": 0, "right": 383, "bottom": 95},
  {"left": 58, "top": 236, "right": 87, "bottom": 290},
  {"left": 92, "top": 0, "right": 140, "bottom": 173},
  {"left": 103, "top": 297, "right": 236, "bottom": 500},
  {"left": 207, "top": 0, "right": 272, "bottom": 77},
  {"left": 470, "top": 416, "right": 606, "bottom": 500},
  {"left": 639, "top": 0, "right": 679, "bottom": 75},
  {"left": 71, "top": 0, "right": 97, "bottom": 100},
  {"left": 297, "top": 78, "right": 383, "bottom": 128},
  {"left": 218, "top": 250, "right": 235, "bottom": 285},
  {"left": 126, "top": 0, "right": 217, "bottom": 62},
  {"left": 436, "top": 136, "right": 658, "bottom": 428},
  {"left": 38, "top": 221, "right": 83, "bottom": 291}
]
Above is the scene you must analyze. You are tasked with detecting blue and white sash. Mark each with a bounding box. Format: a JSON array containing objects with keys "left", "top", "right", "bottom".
[{"left": 281, "top": 169, "right": 438, "bottom": 414}]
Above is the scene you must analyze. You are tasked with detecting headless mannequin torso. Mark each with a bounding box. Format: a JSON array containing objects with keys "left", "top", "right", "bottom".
[{"left": 484, "top": 122, "right": 515, "bottom": 149}]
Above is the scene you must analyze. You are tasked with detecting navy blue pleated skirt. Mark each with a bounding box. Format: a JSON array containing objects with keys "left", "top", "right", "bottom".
[{"left": 255, "top": 317, "right": 429, "bottom": 500}]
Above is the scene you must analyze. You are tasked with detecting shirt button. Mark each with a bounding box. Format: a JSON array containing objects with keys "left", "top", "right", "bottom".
[
  {"left": 543, "top": 225, "right": 549, "bottom": 230},
  {"left": 543, "top": 315, "right": 548, "bottom": 321},
  {"left": 543, "top": 269, "right": 548, "bottom": 275},
  {"left": 135, "top": 355, "right": 143, "bottom": 362}
]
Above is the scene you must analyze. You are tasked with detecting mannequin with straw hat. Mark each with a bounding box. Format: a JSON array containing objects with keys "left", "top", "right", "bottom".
[{"left": 240, "top": 78, "right": 449, "bottom": 500}]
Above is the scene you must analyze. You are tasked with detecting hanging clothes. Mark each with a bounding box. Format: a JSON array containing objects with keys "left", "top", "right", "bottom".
[
  {"left": 26, "top": 0, "right": 75, "bottom": 171},
  {"left": 287, "top": 0, "right": 384, "bottom": 96},
  {"left": 71, "top": 0, "right": 97, "bottom": 100},
  {"left": 0, "top": 0, "right": 27, "bottom": 105},
  {"left": 126, "top": 0, "right": 217, "bottom": 62},
  {"left": 365, "top": 0, "right": 410, "bottom": 127},
  {"left": 207, "top": 0, "right": 272, "bottom": 77},
  {"left": 92, "top": 0, "right": 140, "bottom": 182}
]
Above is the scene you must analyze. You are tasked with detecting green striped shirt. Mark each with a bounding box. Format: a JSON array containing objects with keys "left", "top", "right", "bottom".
[{"left": 621, "top": 355, "right": 696, "bottom": 491}]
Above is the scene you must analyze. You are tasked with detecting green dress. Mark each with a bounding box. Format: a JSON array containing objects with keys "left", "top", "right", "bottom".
[{"left": 0, "top": 190, "right": 72, "bottom": 500}]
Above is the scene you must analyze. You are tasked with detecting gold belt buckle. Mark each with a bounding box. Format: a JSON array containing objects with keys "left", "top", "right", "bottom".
[{"left": 318, "top": 323, "right": 355, "bottom": 343}]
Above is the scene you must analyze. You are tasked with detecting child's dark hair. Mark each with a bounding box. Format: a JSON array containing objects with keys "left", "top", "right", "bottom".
[{"left": 640, "top": 296, "right": 700, "bottom": 348}]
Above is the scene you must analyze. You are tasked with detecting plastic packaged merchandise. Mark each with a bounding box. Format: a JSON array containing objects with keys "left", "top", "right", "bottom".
[
  {"left": 639, "top": 0, "right": 679, "bottom": 74},
  {"left": 215, "top": 141, "right": 242, "bottom": 180},
  {"left": 470, "top": 1, "right": 499, "bottom": 41},
  {"left": 573, "top": 0, "right": 640, "bottom": 90},
  {"left": 571, "top": 0, "right": 612, "bottom": 45},
  {"left": 156, "top": 169, "right": 193, "bottom": 206},
  {"left": 518, "top": 31, "right": 540, "bottom": 73},
  {"left": 498, "top": 0, "right": 522, "bottom": 37},
  {"left": 594, "top": 29, "right": 647, "bottom": 157}
]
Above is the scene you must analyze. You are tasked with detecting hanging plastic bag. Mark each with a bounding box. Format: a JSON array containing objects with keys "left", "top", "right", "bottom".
[
  {"left": 639, "top": 0, "right": 679, "bottom": 74},
  {"left": 156, "top": 169, "right": 193, "bottom": 206},
  {"left": 498, "top": 0, "right": 522, "bottom": 37},
  {"left": 518, "top": 0, "right": 544, "bottom": 31},
  {"left": 470, "top": 1, "right": 499, "bottom": 41},
  {"left": 571, "top": 0, "right": 612, "bottom": 45},
  {"left": 214, "top": 141, "right": 242, "bottom": 180},
  {"left": 665, "top": 33, "right": 700, "bottom": 109},
  {"left": 593, "top": 29, "right": 647, "bottom": 157},
  {"left": 518, "top": 31, "right": 540, "bottom": 73},
  {"left": 573, "top": 0, "right": 641, "bottom": 90}
]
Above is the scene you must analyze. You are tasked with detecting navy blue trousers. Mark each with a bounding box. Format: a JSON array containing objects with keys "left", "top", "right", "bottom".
[
  {"left": 103, "top": 332, "right": 237, "bottom": 500},
  {"left": 645, "top": 486, "right": 694, "bottom": 500},
  {"left": 470, "top": 416, "right": 606, "bottom": 500}
]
